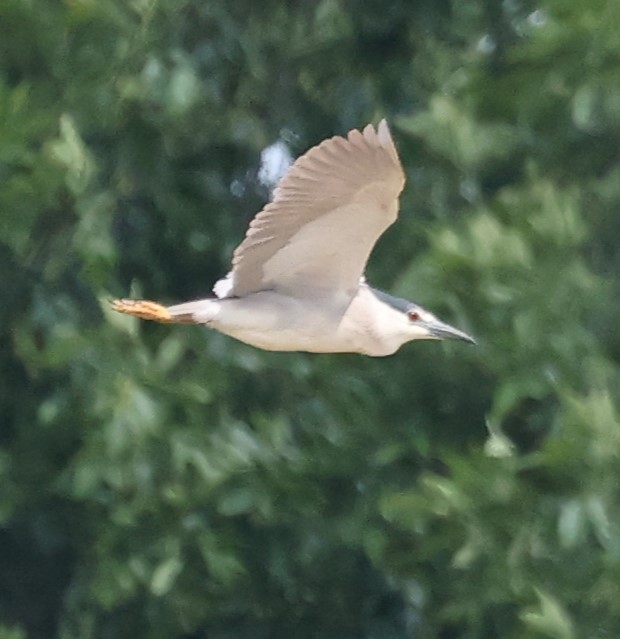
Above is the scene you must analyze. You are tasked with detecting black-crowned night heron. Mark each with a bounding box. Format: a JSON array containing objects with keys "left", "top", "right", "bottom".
[{"left": 112, "top": 120, "right": 475, "bottom": 356}]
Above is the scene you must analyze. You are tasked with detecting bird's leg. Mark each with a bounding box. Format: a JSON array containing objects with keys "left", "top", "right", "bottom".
[
  {"left": 111, "top": 298, "right": 219, "bottom": 324},
  {"left": 111, "top": 299, "right": 174, "bottom": 322}
]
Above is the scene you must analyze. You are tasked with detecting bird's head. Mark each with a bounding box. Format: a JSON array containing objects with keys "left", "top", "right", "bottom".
[
  {"left": 370, "top": 288, "right": 476, "bottom": 350},
  {"left": 399, "top": 301, "right": 476, "bottom": 344}
]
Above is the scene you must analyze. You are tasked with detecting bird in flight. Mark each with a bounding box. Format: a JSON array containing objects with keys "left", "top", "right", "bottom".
[{"left": 112, "top": 120, "right": 474, "bottom": 356}]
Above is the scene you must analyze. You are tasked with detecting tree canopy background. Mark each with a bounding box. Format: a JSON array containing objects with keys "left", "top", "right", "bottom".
[{"left": 2, "top": 0, "right": 620, "bottom": 637}]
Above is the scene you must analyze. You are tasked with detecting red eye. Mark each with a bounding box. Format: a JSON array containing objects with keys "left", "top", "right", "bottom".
[{"left": 407, "top": 310, "right": 420, "bottom": 322}]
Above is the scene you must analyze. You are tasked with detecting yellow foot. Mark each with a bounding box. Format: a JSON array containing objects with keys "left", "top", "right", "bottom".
[{"left": 111, "top": 299, "right": 172, "bottom": 322}]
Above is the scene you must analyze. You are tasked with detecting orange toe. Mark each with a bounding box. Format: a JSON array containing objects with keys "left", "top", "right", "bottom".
[{"left": 111, "top": 299, "right": 172, "bottom": 322}]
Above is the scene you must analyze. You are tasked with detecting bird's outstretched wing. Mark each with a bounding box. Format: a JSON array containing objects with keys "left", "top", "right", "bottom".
[{"left": 213, "top": 120, "right": 405, "bottom": 301}]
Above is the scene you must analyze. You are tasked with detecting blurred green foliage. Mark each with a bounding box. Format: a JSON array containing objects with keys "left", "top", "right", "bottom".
[{"left": 2, "top": 0, "right": 620, "bottom": 637}]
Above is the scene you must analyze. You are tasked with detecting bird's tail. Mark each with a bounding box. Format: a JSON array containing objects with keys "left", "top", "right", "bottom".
[{"left": 111, "top": 298, "right": 218, "bottom": 324}]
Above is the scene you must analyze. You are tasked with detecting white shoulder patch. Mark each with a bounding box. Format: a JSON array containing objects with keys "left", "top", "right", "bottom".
[{"left": 213, "top": 273, "right": 234, "bottom": 299}]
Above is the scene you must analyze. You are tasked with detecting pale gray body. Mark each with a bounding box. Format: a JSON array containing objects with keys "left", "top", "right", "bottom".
[
  {"left": 114, "top": 120, "right": 474, "bottom": 354},
  {"left": 168, "top": 284, "right": 448, "bottom": 356}
]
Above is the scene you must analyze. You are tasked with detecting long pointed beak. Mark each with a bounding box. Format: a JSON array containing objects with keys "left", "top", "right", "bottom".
[{"left": 427, "top": 319, "right": 476, "bottom": 345}]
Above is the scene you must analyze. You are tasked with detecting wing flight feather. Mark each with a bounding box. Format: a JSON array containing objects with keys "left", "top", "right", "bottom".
[{"left": 214, "top": 120, "right": 405, "bottom": 300}]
